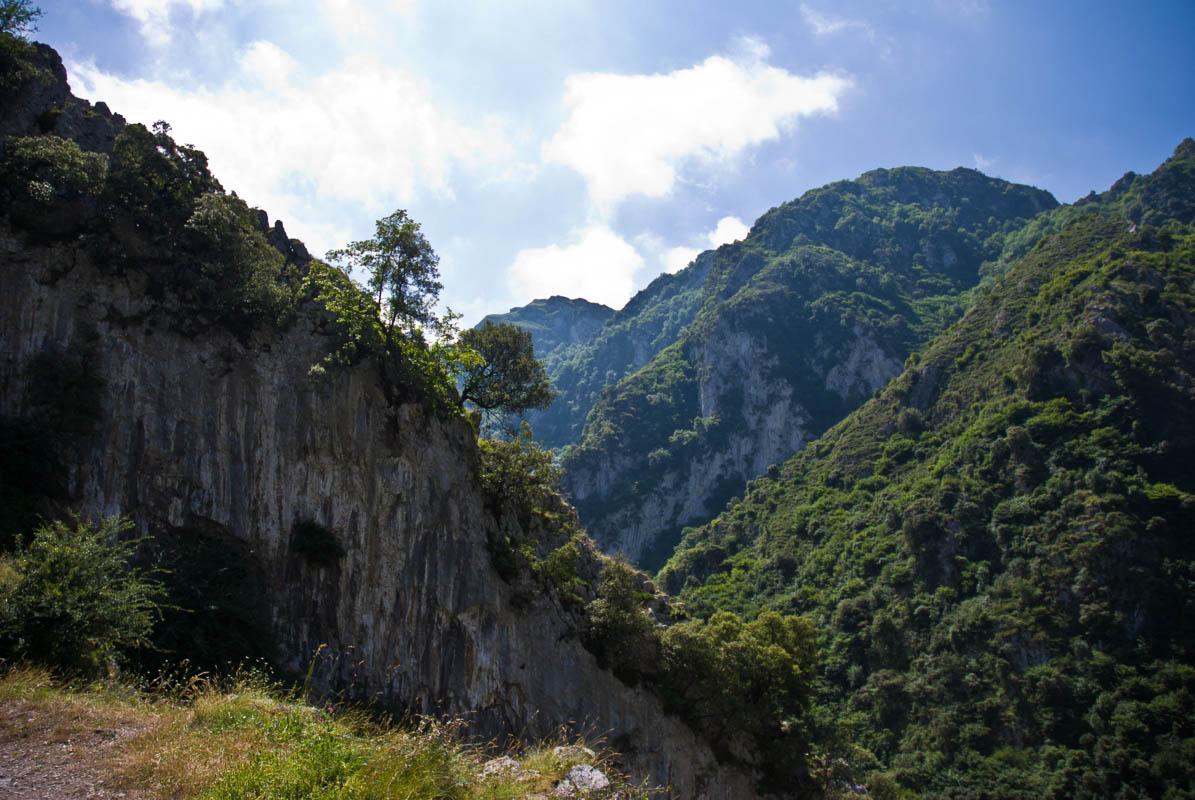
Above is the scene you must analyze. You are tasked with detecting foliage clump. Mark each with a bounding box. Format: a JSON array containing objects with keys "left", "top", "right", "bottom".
[
  {"left": 0, "top": 0, "right": 40, "bottom": 37},
  {"left": 291, "top": 519, "right": 345, "bottom": 566},
  {"left": 0, "top": 515, "right": 162, "bottom": 673},
  {"left": 1, "top": 133, "right": 106, "bottom": 203},
  {"left": 458, "top": 321, "right": 555, "bottom": 421}
]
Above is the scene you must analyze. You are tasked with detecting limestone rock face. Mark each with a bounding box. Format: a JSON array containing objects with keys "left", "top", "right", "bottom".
[
  {"left": 0, "top": 231, "right": 760, "bottom": 799},
  {"left": 564, "top": 312, "right": 902, "bottom": 567}
]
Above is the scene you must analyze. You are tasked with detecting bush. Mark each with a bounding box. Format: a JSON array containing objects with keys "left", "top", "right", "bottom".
[
  {"left": 477, "top": 423, "right": 562, "bottom": 523},
  {"left": 0, "top": 515, "right": 162, "bottom": 673},
  {"left": 660, "top": 610, "right": 817, "bottom": 751},
  {"left": 24, "top": 346, "right": 103, "bottom": 440},
  {"left": 0, "top": 134, "right": 107, "bottom": 202},
  {"left": 291, "top": 519, "right": 344, "bottom": 565},
  {"left": 104, "top": 121, "right": 221, "bottom": 246},
  {"left": 182, "top": 191, "right": 296, "bottom": 325},
  {"left": 585, "top": 557, "right": 659, "bottom": 679}
]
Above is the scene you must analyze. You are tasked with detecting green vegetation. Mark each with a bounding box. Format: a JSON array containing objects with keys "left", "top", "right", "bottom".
[
  {"left": 0, "top": 667, "right": 650, "bottom": 799},
  {"left": 291, "top": 520, "right": 346, "bottom": 566},
  {"left": 1, "top": 133, "right": 106, "bottom": 202},
  {"left": 1, "top": 344, "right": 104, "bottom": 549},
  {"left": 104, "top": 120, "right": 223, "bottom": 246},
  {"left": 562, "top": 166, "right": 1057, "bottom": 566},
  {"left": 476, "top": 425, "right": 819, "bottom": 788},
  {"left": 325, "top": 208, "right": 442, "bottom": 335},
  {"left": 182, "top": 191, "right": 295, "bottom": 326},
  {"left": 661, "top": 141, "right": 1195, "bottom": 798},
  {"left": 458, "top": 322, "right": 555, "bottom": 422},
  {"left": 0, "top": 516, "right": 162, "bottom": 673},
  {"left": 487, "top": 267, "right": 708, "bottom": 449},
  {"left": 0, "top": 0, "right": 40, "bottom": 37}
]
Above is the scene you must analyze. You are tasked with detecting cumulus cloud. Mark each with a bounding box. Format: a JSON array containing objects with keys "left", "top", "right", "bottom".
[
  {"left": 659, "top": 215, "right": 750, "bottom": 274},
  {"left": 973, "top": 152, "right": 995, "bottom": 171},
  {"left": 240, "top": 41, "right": 297, "bottom": 91},
  {"left": 109, "top": 0, "right": 225, "bottom": 46},
  {"left": 543, "top": 39, "right": 851, "bottom": 208},
  {"left": 706, "top": 215, "right": 749, "bottom": 247},
  {"left": 68, "top": 41, "right": 511, "bottom": 254},
  {"left": 509, "top": 226, "right": 645, "bottom": 309}
]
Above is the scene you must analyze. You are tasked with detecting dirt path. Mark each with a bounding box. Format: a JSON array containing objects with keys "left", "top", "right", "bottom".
[{"left": 0, "top": 700, "right": 150, "bottom": 800}]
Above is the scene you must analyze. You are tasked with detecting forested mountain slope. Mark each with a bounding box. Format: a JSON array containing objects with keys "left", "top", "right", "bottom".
[
  {"left": 661, "top": 140, "right": 1195, "bottom": 798},
  {"left": 561, "top": 169, "right": 1057, "bottom": 567}
]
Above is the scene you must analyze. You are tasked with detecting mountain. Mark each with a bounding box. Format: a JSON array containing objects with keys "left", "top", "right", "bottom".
[
  {"left": 479, "top": 295, "right": 614, "bottom": 363},
  {"left": 0, "top": 36, "right": 780, "bottom": 798},
  {"left": 660, "top": 140, "right": 1195, "bottom": 797},
  {"left": 488, "top": 252, "right": 716, "bottom": 448},
  {"left": 559, "top": 168, "right": 1057, "bottom": 568}
]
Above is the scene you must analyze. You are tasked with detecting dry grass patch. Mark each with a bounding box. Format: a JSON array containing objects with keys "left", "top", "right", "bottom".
[{"left": 0, "top": 667, "right": 653, "bottom": 799}]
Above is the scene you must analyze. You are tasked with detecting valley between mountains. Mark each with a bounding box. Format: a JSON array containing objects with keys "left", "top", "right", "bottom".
[{"left": 1, "top": 15, "right": 1193, "bottom": 800}]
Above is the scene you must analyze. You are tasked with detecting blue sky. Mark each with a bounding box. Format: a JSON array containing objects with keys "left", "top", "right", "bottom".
[{"left": 36, "top": 0, "right": 1195, "bottom": 323}]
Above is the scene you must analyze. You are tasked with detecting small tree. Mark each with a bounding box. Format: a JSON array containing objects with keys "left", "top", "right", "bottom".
[
  {"left": 325, "top": 209, "right": 442, "bottom": 335},
  {"left": 458, "top": 322, "right": 555, "bottom": 419},
  {"left": 0, "top": 515, "right": 163, "bottom": 673},
  {"left": 0, "top": 1, "right": 41, "bottom": 37}
]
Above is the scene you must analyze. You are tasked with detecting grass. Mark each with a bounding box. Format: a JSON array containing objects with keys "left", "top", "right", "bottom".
[{"left": 0, "top": 666, "right": 651, "bottom": 799}]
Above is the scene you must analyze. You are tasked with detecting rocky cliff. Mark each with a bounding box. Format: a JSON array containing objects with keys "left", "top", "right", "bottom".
[{"left": 0, "top": 38, "right": 765, "bottom": 799}]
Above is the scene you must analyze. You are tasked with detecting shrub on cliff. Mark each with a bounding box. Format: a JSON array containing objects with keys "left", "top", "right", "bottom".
[
  {"left": 0, "top": 134, "right": 106, "bottom": 203},
  {"left": 660, "top": 611, "right": 817, "bottom": 750},
  {"left": 182, "top": 191, "right": 297, "bottom": 326},
  {"left": 477, "top": 423, "right": 563, "bottom": 522},
  {"left": 325, "top": 208, "right": 442, "bottom": 335},
  {"left": 584, "top": 556, "right": 660, "bottom": 680},
  {"left": 105, "top": 121, "right": 221, "bottom": 246},
  {"left": 0, "top": 515, "right": 162, "bottom": 673},
  {"left": 458, "top": 322, "right": 555, "bottom": 422}
]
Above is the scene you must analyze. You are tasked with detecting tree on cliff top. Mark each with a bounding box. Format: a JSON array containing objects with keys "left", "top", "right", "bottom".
[
  {"left": 325, "top": 209, "right": 442, "bottom": 336},
  {"left": 458, "top": 322, "right": 555, "bottom": 419},
  {"left": 0, "top": 1, "right": 42, "bottom": 37}
]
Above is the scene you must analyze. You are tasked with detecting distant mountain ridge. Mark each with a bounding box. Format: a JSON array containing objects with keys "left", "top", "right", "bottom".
[
  {"left": 479, "top": 295, "right": 614, "bottom": 363},
  {"left": 493, "top": 166, "right": 1057, "bottom": 568}
]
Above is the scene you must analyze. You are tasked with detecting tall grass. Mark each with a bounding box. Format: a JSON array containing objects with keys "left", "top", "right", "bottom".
[{"left": 0, "top": 666, "right": 653, "bottom": 799}]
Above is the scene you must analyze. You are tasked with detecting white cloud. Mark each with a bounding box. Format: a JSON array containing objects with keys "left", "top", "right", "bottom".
[
  {"left": 663, "top": 246, "right": 701, "bottom": 274},
  {"left": 68, "top": 41, "right": 511, "bottom": 255},
  {"left": 799, "top": 4, "right": 875, "bottom": 38},
  {"left": 657, "top": 215, "right": 750, "bottom": 274},
  {"left": 973, "top": 152, "right": 995, "bottom": 171},
  {"left": 509, "top": 226, "right": 645, "bottom": 309},
  {"left": 706, "top": 215, "right": 749, "bottom": 247},
  {"left": 543, "top": 39, "right": 851, "bottom": 209},
  {"left": 240, "top": 41, "right": 297, "bottom": 91},
  {"left": 109, "top": 0, "right": 225, "bottom": 46}
]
